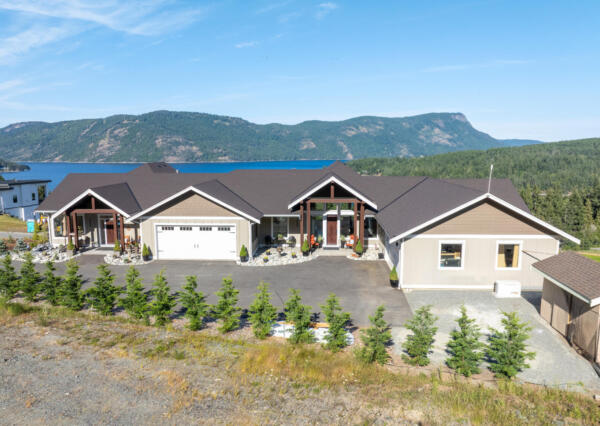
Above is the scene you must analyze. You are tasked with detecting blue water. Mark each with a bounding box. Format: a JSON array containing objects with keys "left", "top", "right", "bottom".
[{"left": 2, "top": 160, "right": 338, "bottom": 191}]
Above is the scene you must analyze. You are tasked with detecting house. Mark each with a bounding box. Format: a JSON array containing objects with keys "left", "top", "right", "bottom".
[
  {"left": 36, "top": 161, "right": 578, "bottom": 289},
  {"left": 534, "top": 251, "right": 600, "bottom": 363},
  {"left": 1, "top": 179, "right": 50, "bottom": 220}
]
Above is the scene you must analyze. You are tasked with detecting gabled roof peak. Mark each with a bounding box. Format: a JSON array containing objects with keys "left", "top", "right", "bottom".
[{"left": 128, "top": 162, "right": 178, "bottom": 175}]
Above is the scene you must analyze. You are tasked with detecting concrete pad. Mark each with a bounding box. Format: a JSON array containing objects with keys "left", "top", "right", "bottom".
[{"left": 392, "top": 290, "right": 600, "bottom": 392}]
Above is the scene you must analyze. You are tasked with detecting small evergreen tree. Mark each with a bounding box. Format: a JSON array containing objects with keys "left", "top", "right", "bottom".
[
  {"left": 320, "top": 293, "right": 351, "bottom": 352},
  {"left": 15, "top": 238, "right": 28, "bottom": 252},
  {"left": 142, "top": 243, "right": 150, "bottom": 259},
  {"left": 85, "top": 264, "right": 121, "bottom": 315},
  {"left": 0, "top": 240, "right": 7, "bottom": 255},
  {"left": 0, "top": 254, "right": 18, "bottom": 300},
  {"left": 446, "top": 305, "right": 484, "bottom": 377},
  {"left": 354, "top": 239, "right": 363, "bottom": 255},
  {"left": 149, "top": 270, "right": 176, "bottom": 326},
  {"left": 20, "top": 251, "right": 41, "bottom": 302},
  {"left": 248, "top": 282, "right": 277, "bottom": 339},
  {"left": 402, "top": 305, "right": 438, "bottom": 366},
  {"left": 239, "top": 244, "right": 248, "bottom": 260},
  {"left": 212, "top": 276, "right": 241, "bottom": 333},
  {"left": 301, "top": 239, "right": 310, "bottom": 254},
  {"left": 119, "top": 266, "right": 149, "bottom": 323},
  {"left": 180, "top": 275, "right": 209, "bottom": 330},
  {"left": 355, "top": 305, "right": 392, "bottom": 365},
  {"left": 486, "top": 311, "right": 536, "bottom": 379},
  {"left": 41, "top": 261, "right": 61, "bottom": 305},
  {"left": 113, "top": 239, "right": 121, "bottom": 252},
  {"left": 284, "top": 289, "right": 314, "bottom": 344},
  {"left": 59, "top": 259, "right": 84, "bottom": 310}
]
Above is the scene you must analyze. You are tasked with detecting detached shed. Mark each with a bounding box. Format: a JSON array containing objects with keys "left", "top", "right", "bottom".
[{"left": 533, "top": 251, "right": 600, "bottom": 363}]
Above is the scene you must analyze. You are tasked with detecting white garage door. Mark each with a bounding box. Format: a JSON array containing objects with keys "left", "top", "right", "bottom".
[{"left": 156, "top": 225, "right": 237, "bottom": 260}]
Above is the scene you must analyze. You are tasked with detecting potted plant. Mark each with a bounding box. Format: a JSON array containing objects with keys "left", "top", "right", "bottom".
[
  {"left": 66, "top": 240, "right": 76, "bottom": 256},
  {"left": 291, "top": 251, "right": 297, "bottom": 259},
  {"left": 266, "top": 249, "right": 271, "bottom": 256},
  {"left": 277, "top": 245, "right": 284, "bottom": 256},
  {"left": 263, "top": 255, "right": 269, "bottom": 263},
  {"left": 340, "top": 235, "right": 346, "bottom": 249},
  {"left": 287, "top": 236, "right": 296, "bottom": 248},
  {"left": 277, "top": 233, "right": 284, "bottom": 245},
  {"left": 240, "top": 244, "right": 249, "bottom": 262},
  {"left": 389, "top": 266, "right": 399, "bottom": 288},
  {"left": 301, "top": 239, "right": 310, "bottom": 257},
  {"left": 317, "top": 235, "right": 323, "bottom": 249},
  {"left": 142, "top": 243, "right": 151, "bottom": 261},
  {"left": 354, "top": 239, "right": 363, "bottom": 257}
]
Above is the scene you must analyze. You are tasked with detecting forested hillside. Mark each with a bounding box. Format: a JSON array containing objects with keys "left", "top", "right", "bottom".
[
  {"left": 0, "top": 110, "right": 535, "bottom": 162},
  {"left": 0, "top": 158, "right": 28, "bottom": 174},
  {"left": 349, "top": 138, "right": 600, "bottom": 248}
]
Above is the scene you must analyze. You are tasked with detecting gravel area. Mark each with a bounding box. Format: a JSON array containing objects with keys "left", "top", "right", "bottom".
[{"left": 392, "top": 290, "right": 600, "bottom": 392}]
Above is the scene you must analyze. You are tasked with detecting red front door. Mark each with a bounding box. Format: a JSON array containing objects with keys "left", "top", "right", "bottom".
[{"left": 326, "top": 216, "right": 337, "bottom": 246}]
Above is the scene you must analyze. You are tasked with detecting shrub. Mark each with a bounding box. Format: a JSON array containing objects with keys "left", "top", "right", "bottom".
[
  {"left": 320, "top": 293, "right": 351, "bottom": 352},
  {"left": 402, "top": 305, "right": 438, "bottom": 366},
  {"left": 86, "top": 264, "right": 122, "bottom": 315},
  {"left": 284, "top": 289, "right": 314, "bottom": 344},
  {"left": 355, "top": 305, "right": 392, "bottom": 365},
  {"left": 389, "top": 266, "right": 398, "bottom": 281},
  {"left": 119, "top": 266, "right": 149, "bottom": 323},
  {"left": 248, "top": 282, "right": 277, "bottom": 339},
  {"left": 66, "top": 240, "right": 75, "bottom": 252},
  {"left": 301, "top": 239, "right": 310, "bottom": 254},
  {"left": 354, "top": 239, "right": 363, "bottom": 255},
  {"left": 149, "top": 270, "right": 176, "bottom": 326},
  {"left": 446, "top": 305, "right": 484, "bottom": 377},
  {"left": 41, "top": 261, "right": 61, "bottom": 306},
  {"left": 15, "top": 238, "right": 28, "bottom": 252},
  {"left": 142, "top": 243, "right": 150, "bottom": 259},
  {"left": 59, "top": 259, "right": 84, "bottom": 310},
  {"left": 213, "top": 276, "right": 241, "bottom": 333},
  {"left": 113, "top": 240, "right": 121, "bottom": 252},
  {"left": 0, "top": 254, "right": 18, "bottom": 300},
  {"left": 20, "top": 251, "right": 40, "bottom": 302},
  {"left": 0, "top": 240, "right": 7, "bottom": 255},
  {"left": 239, "top": 244, "right": 248, "bottom": 259},
  {"left": 486, "top": 311, "right": 536, "bottom": 379},
  {"left": 180, "top": 275, "right": 209, "bottom": 331}
]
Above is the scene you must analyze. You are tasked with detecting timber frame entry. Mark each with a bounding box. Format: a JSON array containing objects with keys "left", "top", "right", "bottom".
[
  {"left": 64, "top": 194, "right": 126, "bottom": 252},
  {"left": 297, "top": 181, "right": 367, "bottom": 249}
]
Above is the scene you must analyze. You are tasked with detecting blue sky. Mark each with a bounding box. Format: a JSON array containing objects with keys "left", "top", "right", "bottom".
[{"left": 0, "top": 0, "right": 598, "bottom": 141}]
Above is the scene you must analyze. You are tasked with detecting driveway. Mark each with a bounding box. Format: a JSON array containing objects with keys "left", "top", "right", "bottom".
[
  {"left": 392, "top": 290, "right": 600, "bottom": 392},
  {"left": 45, "top": 256, "right": 412, "bottom": 327}
]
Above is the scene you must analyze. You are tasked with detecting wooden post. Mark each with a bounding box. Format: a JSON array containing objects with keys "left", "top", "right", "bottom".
[
  {"left": 360, "top": 202, "right": 365, "bottom": 249},
  {"left": 72, "top": 212, "right": 79, "bottom": 249},
  {"left": 66, "top": 213, "right": 72, "bottom": 246},
  {"left": 112, "top": 212, "right": 117, "bottom": 247},
  {"left": 299, "top": 203, "right": 304, "bottom": 246},
  {"left": 330, "top": 182, "right": 334, "bottom": 199},
  {"left": 91, "top": 196, "right": 96, "bottom": 210},
  {"left": 119, "top": 214, "right": 125, "bottom": 253},
  {"left": 353, "top": 200, "right": 357, "bottom": 237},
  {"left": 307, "top": 200, "right": 311, "bottom": 243}
]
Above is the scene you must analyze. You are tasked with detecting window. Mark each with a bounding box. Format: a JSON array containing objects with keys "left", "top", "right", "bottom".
[
  {"left": 439, "top": 242, "right": 464, "bottom": 269},
  {"left": 161, "top": 226, "right": 174, "bottom": 231},
  {"left": 179, "top": 226, "right": 193, "bottom": 231},
  {"left": 53, "top": 214, "right": 65, "bottom": 237},
  {"left": 272, "top": 217, "right": 288, "bottom": 238},
  {"left": 497, "top": 242, "right": 521, "bottom": 269},
  {"left": 199, "top": 226, "right": 212, "bottom": 231},
  {"left": 365, "top": 217, "right": 378, "bottom": 238},
  {"left": 12, "top": 195, "right": 17, "bottom": 203},
  {"left": 31, "top": 193, "right": 36, "bottom": 201},
  {"left": 218, "top": 226, "right": 232, "bottom": 232}
]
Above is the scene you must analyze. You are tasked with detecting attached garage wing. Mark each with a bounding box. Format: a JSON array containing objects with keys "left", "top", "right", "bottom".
[{"left": 155, "top": 224, "right": 237, "bottom": 260}]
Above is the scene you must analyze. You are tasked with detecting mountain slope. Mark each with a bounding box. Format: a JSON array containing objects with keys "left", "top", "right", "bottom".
[
  {"left": 348, "top": 138, "right": 600, "bottom": 191},
  {"left": 0, "top": 111, "right": 538, "bottom": 162}
]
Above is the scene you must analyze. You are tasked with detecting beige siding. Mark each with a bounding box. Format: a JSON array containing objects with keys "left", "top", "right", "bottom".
[
  {"left": 152, "top": 193, "right": 237, "bottom": 217},
  {"left": 141, "top": 217, "right": 250, "bottom": 259},
  {"left": 402, "top": 236, "right": 557, "bottom": 288},
  {"left": 423, "top": 201, "right": 549, "bottom": 235}
]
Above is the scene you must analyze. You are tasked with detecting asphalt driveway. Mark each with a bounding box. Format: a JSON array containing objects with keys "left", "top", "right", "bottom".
[{"left": 46, "top": 256, "right": 412, "bottom": 327}]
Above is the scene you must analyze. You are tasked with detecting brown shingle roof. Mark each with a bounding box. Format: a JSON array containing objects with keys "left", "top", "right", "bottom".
[{"left": 533, "top": 251, "right": 600, "bottom": 304}]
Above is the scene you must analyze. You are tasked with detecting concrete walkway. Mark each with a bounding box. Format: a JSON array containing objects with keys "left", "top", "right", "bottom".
[
  {"left": 0, "top": 231, "right": 30, "bottom": 239},
  {"left": 39, "top": 256, "right": 412, "bottom": 327},
  {"left": 392, "top": 290, "right": 600, "bottom": 392}
]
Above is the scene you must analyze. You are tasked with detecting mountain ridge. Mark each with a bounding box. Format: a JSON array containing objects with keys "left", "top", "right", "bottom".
[{"left": 0, "top": 110, "right": 539, "bottom": 163}]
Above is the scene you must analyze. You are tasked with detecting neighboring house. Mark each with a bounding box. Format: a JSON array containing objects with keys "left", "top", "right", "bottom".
[
  {"left": 534, "top": 252, "right": 600, "bottom": 363},
  {"left": 36, "top": 162, "right": 578, "bottom": 289},
  {"left": 1, "top": 179, "right": 50, "bottom": 220}
]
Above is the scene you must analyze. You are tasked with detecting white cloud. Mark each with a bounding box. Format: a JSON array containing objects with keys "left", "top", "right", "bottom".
[
  {"left": 256, "top": 1, "right": 292, "bottom": 15},
  {"left": 0, "top": 79, "right": 24, "bottom": 91},
  {"left": 423, "top": 59, "right": 532, "bottom": 73},
  {"left": 316, "top": 2, "right": 337, "bottom": 19},
  {"left": 235, "top": 41, "right": 259, "bottom": 48},
  {"left": 0, "top": 0, "right": 206, "bottom": 36},
  {"left": 0, "top": 24, "right": 76, "bottom": 64}
]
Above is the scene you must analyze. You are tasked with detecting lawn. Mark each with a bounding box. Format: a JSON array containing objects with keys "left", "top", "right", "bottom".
[
  {"left": 0, "top": 214, "right": 27, "bottom": 233},
  {"left": 579, "top": 251, "right": 600, "bottom": 263}
]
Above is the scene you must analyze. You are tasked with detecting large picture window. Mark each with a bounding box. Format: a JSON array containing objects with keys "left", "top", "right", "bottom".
[
  {"left": 497, "top": 242, "right": 521, "bottom": 269},
  {"left": 53, "top": 214, "right": 65, "bottom": 237},
  {"left": 272, "top": 217, "right": 288, "bottom": 239},
  {"left": 439, "top": 241, "right": 464, "bottom": 269},
  {"left": 365, "top": 217, "right": 378, "bottom": 238}
]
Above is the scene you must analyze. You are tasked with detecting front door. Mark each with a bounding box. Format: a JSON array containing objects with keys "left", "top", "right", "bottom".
[
  {"left": 326, "top": 216, "right": 337, "bottom": 246},
  {"left": 102, "top": 218, "right": 115, "bottom": 245}
]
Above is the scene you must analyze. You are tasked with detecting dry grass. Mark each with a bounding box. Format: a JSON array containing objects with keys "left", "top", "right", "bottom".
[
  {"left": 579, "top": 251, "right": 600, "bottom": 263},
  {"left": 0, "top": 214, "right": 27, "bottom": 233},
  {"left": 2, "top": 299, "right": 600, "bottom": 425}
]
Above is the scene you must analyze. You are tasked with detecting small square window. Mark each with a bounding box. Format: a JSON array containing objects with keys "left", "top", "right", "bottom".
[
  {"left": 12, "top": 195, "right": 17, "bottom": 203},
  {"left": 179, "top": 226, "right": 193, "bottom": 231},
  {"left": 199, "top": 226, "right": 212, "bottom": 231},
  {"left": 218, "top": 226, "right": 232, "bottom": 232},
  {"left": 497, "top": 243, "right": 520, "bottom": 268},
  {"left": 31, "top": 193, "right": 36, "bottom": 201},
  {"left": 439, "top": 242, "right": 463, "bottom": 269}
]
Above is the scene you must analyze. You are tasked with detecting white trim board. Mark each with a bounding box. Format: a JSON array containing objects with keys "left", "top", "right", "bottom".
[
  {"left": 494, "top": 240, "right": 523, "bottom": 271},
  {"left": 389, "top": 193, "right": 580, "bottom": 245},
  {"left": 287, "top": 176, "right": 378, "bottom": 210},
  {"left": 438, "top": 240, "right": 465, "bottom": 271},
  {"left": 126, "top": 186, "right": 261, "bottom": 224},
  {"left": 137, "top": 216, "right": 245, "bottom": 220},
  {"left": 400, "top": 283, "right": 494, "bottom": 290},
  {"left": 534, "top": 270, "right": 595, "bottom": 307},
  {"left": 51, "top": 189, "right": 130, "bottom": 219},
  {"left": 408, "top": 234, "right": 555, "bottom": 239}
]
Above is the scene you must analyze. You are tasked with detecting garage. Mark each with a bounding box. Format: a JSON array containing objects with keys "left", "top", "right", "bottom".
[{"left": 155, "top": 224, "right": 237, "bottom": 260}]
